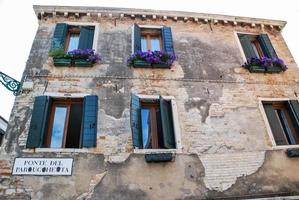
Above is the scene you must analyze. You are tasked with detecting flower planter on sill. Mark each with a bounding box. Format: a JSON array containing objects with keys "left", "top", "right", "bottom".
[
  {"left": 144, "top": 153, "right": 174, "bottom": 163},
  {"left": 133, "top": 60, "right": 151, "bottom": 68},
  {"left": 249, "top": 65, "right": 266, "bottom": 73},
  {"left": 74, "top": 59, "right": 93, "bottom": 67},
  {"left": 53, "top": 58, "right": 72, "bottom": 67},
  {"left": 266, "top": 66, "right": 283, "bottom": 73},
  {"left": 152, "top": 63, "right": 172, "bottom": 69}
]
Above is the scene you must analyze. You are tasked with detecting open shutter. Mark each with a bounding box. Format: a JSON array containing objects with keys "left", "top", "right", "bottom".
[
  {"left": 162, "top": 26, "right": 174, "bottom": 54},
  {"left": 26, "top": 96, "right": 51, "bottom": 148},
  {"left": 257, "top": 34, "right": 278, "bottom": 58},
  {"left": 263, "top": 103, "right": 288, "bottom": 145},
  {"left": 160, "top": 96, "right": 175, "bottom": 149},
  {"left": 238, "top": 34, "right": 257, "bottom": 60},
  {"left": 51, "top": 23, "right": 68, "bottom": 49},
  {"left": 78, "top": 26, "right": 95, "bottom": 49},
  {"left": 133, "top": 24, "right": 141, "bottom": 53},
  {"left": 82, "top": 95, "right": 98, "bottom": 148},
  {"left": 287, "top": 100, "right": 299, "bottom": 135},
  {"left": 131, "top": 94, "right": 142, "bottom": 148}
]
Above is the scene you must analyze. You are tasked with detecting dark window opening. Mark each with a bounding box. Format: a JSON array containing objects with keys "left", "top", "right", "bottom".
[{"left": 263, "top": 101, "right": 299, "bottom": 145}]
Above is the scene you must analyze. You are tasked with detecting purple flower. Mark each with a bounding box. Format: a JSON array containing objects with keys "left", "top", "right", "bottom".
[
  {"left": 127, "top": 50, "right": 177, "bottom": 66},
  {"left": 243, "top": 56, "right": 287, "bottom": 71},
  {"left": 68, "top": 49, "right": 102, "bottom": 63}
]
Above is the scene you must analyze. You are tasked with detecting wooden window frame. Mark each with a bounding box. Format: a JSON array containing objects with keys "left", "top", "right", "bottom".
[
  {"left": 141, "top": 29, "right": 163, "bottom": 51},
  {"left": 64, "top": 27, "right": 81, "bottom": 52},
  {"left": 250, "top": 37, "right": 264, "bottom": 58},
  {"left": 44, "top": 98, "right": 83, "bottom": 148}
]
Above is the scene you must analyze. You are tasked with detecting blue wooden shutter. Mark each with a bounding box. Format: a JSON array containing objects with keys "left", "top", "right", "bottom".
[
  {"left": 159, "top": 96, "right": 175, "bottom": 149},
  {"left": 287, "top": 100, "right": 299, "bottom": 135},
  {"left": 162, "top": 26, "right": 174, "bottom": 54},
  {"left": 26, "top": 96, "right": 51, "bottom": 148},
  {"left": 263, "top": 103, "right": 288, "bottom": 145},
  {"left": 51, "top": 23, "right": 68, "bottom": 49},
  {"left": 82, "top": 95, "right": 98, "bottom": 148},
  {"left": 133, "top": 24, "right": 141, "bottom": 53},
  {"left": 131, "top": 94, "right": 142, "bottom": 148},
  {"left": 257, "top": 34, "right": 278, "bottom": 58},
  {"left": 238, "top": 34, "right": 257, "bottom": 60},
  {"left": 78, "top": 26, "right": 95, "bottom": 49}
]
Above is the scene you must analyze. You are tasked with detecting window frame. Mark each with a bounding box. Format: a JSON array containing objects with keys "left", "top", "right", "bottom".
[
  {"left": 234, "top": 31, "right": 267, "bottom": 62},
  {"left": 26, "top": 92, "right": 94, "bottom": 153},
  {"left": 141, "top": 29, "right": 163, "bottom": 52},
  {"left": 133, "top": 95, "right": 183, "bottom": 154},
  {"left": 259, "top": 97, "right": 299, "bottom": 149},
  {"left": 60, "top": 21, "right": 99, "bottom": 51}
]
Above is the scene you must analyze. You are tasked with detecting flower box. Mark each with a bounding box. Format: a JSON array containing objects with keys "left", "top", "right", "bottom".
[
  {"left": 152, "top": 63, "right": 172, "bottom": 69},
  {"left": 266, "top": 66, "right": 283, "bottom": 73},
  {"left": 74, "top": 59, "right": 93, "bottom": 67},
  {"left": 133, "top": 60, "right": 151, "bottom": 68},
  {"left": 249, "top": 65, "right": 266, "bottom": 73},
  {"left": 144, "top": 153, "right": 174, "bottom": 162},
  {"left": 53, "top": 58, "right": 72, "bottom": 67}
]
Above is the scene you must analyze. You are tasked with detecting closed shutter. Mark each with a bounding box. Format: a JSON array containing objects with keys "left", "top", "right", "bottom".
[
  {"left": 131, "top": 94, "right": 142, "bottom": 148},
  {"left": 162, "top": 26, "right": 174, "bottom": 54},
  {"left": 159, "top": 96, "right": 175, "bottom": 149},
  {"left": 78, "top": 26, "right": 95, "bottom": 49},
  {"left": 287, "top": 100, "right": 299, "bottom": 135},
  {"left": 263, "top": 103, "right": 288, "bottom": 145},
  {"left": 133, "top": 24, "right": 141, "bottom": 53},
  {"left": 51, "top": 23, "right": 68, "bottom": 49},
  {"left": 238, "top": 34, "right": 257, "bottom": 60},
  {"left": 257, "top": 34, "right": 278, "bottom": 58},
  {"left": 82, "top": 95, "right": 98, "bottom": 148},
  {"left": 26, "top": 96, "right": 51, "bottom": 148}
]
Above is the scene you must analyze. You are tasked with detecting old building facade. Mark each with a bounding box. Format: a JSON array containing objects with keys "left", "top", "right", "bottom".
[{"left": 1, "top": 5, "right": 299, "bottom": 200}]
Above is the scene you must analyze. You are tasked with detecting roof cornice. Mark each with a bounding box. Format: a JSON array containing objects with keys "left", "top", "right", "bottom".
[{"left": 33, "top": 5, "right": 287, "bottom": 30}]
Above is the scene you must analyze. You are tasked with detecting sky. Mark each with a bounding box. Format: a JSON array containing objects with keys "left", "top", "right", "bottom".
[{"left": 0, "top": 0, "right": 298, "bottom": 120}]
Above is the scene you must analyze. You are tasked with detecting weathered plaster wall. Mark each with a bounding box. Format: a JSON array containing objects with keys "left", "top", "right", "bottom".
[{"left": 1, "top": 10, "right": 299, "bottom": 199}]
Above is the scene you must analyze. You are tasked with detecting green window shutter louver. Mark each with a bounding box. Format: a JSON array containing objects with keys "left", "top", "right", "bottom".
[
  {"left": 238, "top": 34, "right": 257, "bottom": 60},
  {"left": 162, "top": 26, "right": 174, "bottom": 54},
  {"left": 51, "top": 23, "right": 68, "bottom": 49},
  {"left": 287, "top": 100, "right": 299, "bottom": 135},
  {"left": 26, "top": 96, "right": 51, "bottom": 148},
  {"left": 130, "top": 94, "right": 142, "bottom": 148},
  {"left": 82, "top": 95, "right": 98, "bottom": 148},
  {"left": 263, "top": 103, "right": 288, "bottom": 145},
  {"left": 257, "top": 34, "right": 278, "bottom": 58},
  {"left": 78, "top": 26, "right": 95, "bottom": 50},
  {"left": 159, "top": 96, "right": 175, "bottom": 149},
  {"left": 133, "top": 24, "right": 141, "bottom": 53}
]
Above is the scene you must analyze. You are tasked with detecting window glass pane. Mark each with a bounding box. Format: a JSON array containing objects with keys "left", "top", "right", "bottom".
[
  {"left": 141, "top": 36, "right": 147, "bottom": 52},
  {"left": 50, "top": 106, "right": 67, "bottom": 148},
  {"left": 251, "top": 42, "right": 260, "bottom": 58},
  {"left": 141, "top": 108, "right": 151, "bottom": 148},
  {"left": 151, "top": 37, "right": 161, "bottom": 51},
  {"left": 67, "top": 33, "right": 80, "bottom": 52}
]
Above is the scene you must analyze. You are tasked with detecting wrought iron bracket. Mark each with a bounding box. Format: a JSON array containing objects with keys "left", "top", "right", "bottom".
[{"left": 0, "top": 71, "right": 22, "bottom": 96}]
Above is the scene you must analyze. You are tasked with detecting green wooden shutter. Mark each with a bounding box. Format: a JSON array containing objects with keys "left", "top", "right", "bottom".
[
  {"left": 263, "top": 103, "right": 288, "bottom": 145},
  {"left": 257, "top": 34, "right": 278, "bottom": 58},
  {"left": 82, "top": 95, "right": 98, "bottom": 148},
  {"left": 162, "top": 26, "right": 174, "bottom": 54},
  {"left": 286, "top": 100, "right": 299, "bottom": 135},
  {"left": 131, "top": 94, "right": 142, "bottom": 148},
  {"left": 26, "top": 96, "right": 51, "bottom": 148},
  {"left": 159, "top": 96, "right": 175, "bottom": 149},
  {"left": 51, "top": 23, "right": 68, "bottom": 49},
  {"left": 78, "top": 26, "right": 95, "bottom": 49},
  {"left": 133, "top": 24, "right": 141, "bottom": 53},
  {"left": 238, "top": 34, "right": 257, "bottom": 60}
]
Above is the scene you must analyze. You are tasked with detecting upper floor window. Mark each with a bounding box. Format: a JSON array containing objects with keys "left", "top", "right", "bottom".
[
  {"left": 262, "top": 100, "right": 299, "bottom": 146},
  {"left": 26, "top": 95, "right": 98, "bottom": 149},
  {"left": 141, "top": 28, "right": 162, "bottom": 52},
  {"left": 131, "top": 95, "right": 177, "bottom": 149},
  {"left": 51, "top": 23, "right": 95, "bottom": 52},
  {"left": 238, "top": 33, "right": 278, "bottom": 60}
]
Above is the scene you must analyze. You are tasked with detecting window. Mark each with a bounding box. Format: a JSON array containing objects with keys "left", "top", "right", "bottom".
[
  {"left": 133, "top": 24, "right": 174, "bottom": 54},
  {"left": 26, "top": 95, "right": 98, "bottom": 149},
  {"left": 51, "top": 23, "right": 95, "bottom": 52},
  {"left": 131, "top": 95, "right": 176, "bottom": 149},
  {"left": 141, "top": 29, "right": 162, "bottom": 52},
  {"left": 238, "top": 33, "right": 278, "bottom": 60},
  {"left": 262, "top": 100, "right": 299, "bottom": 146}
]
